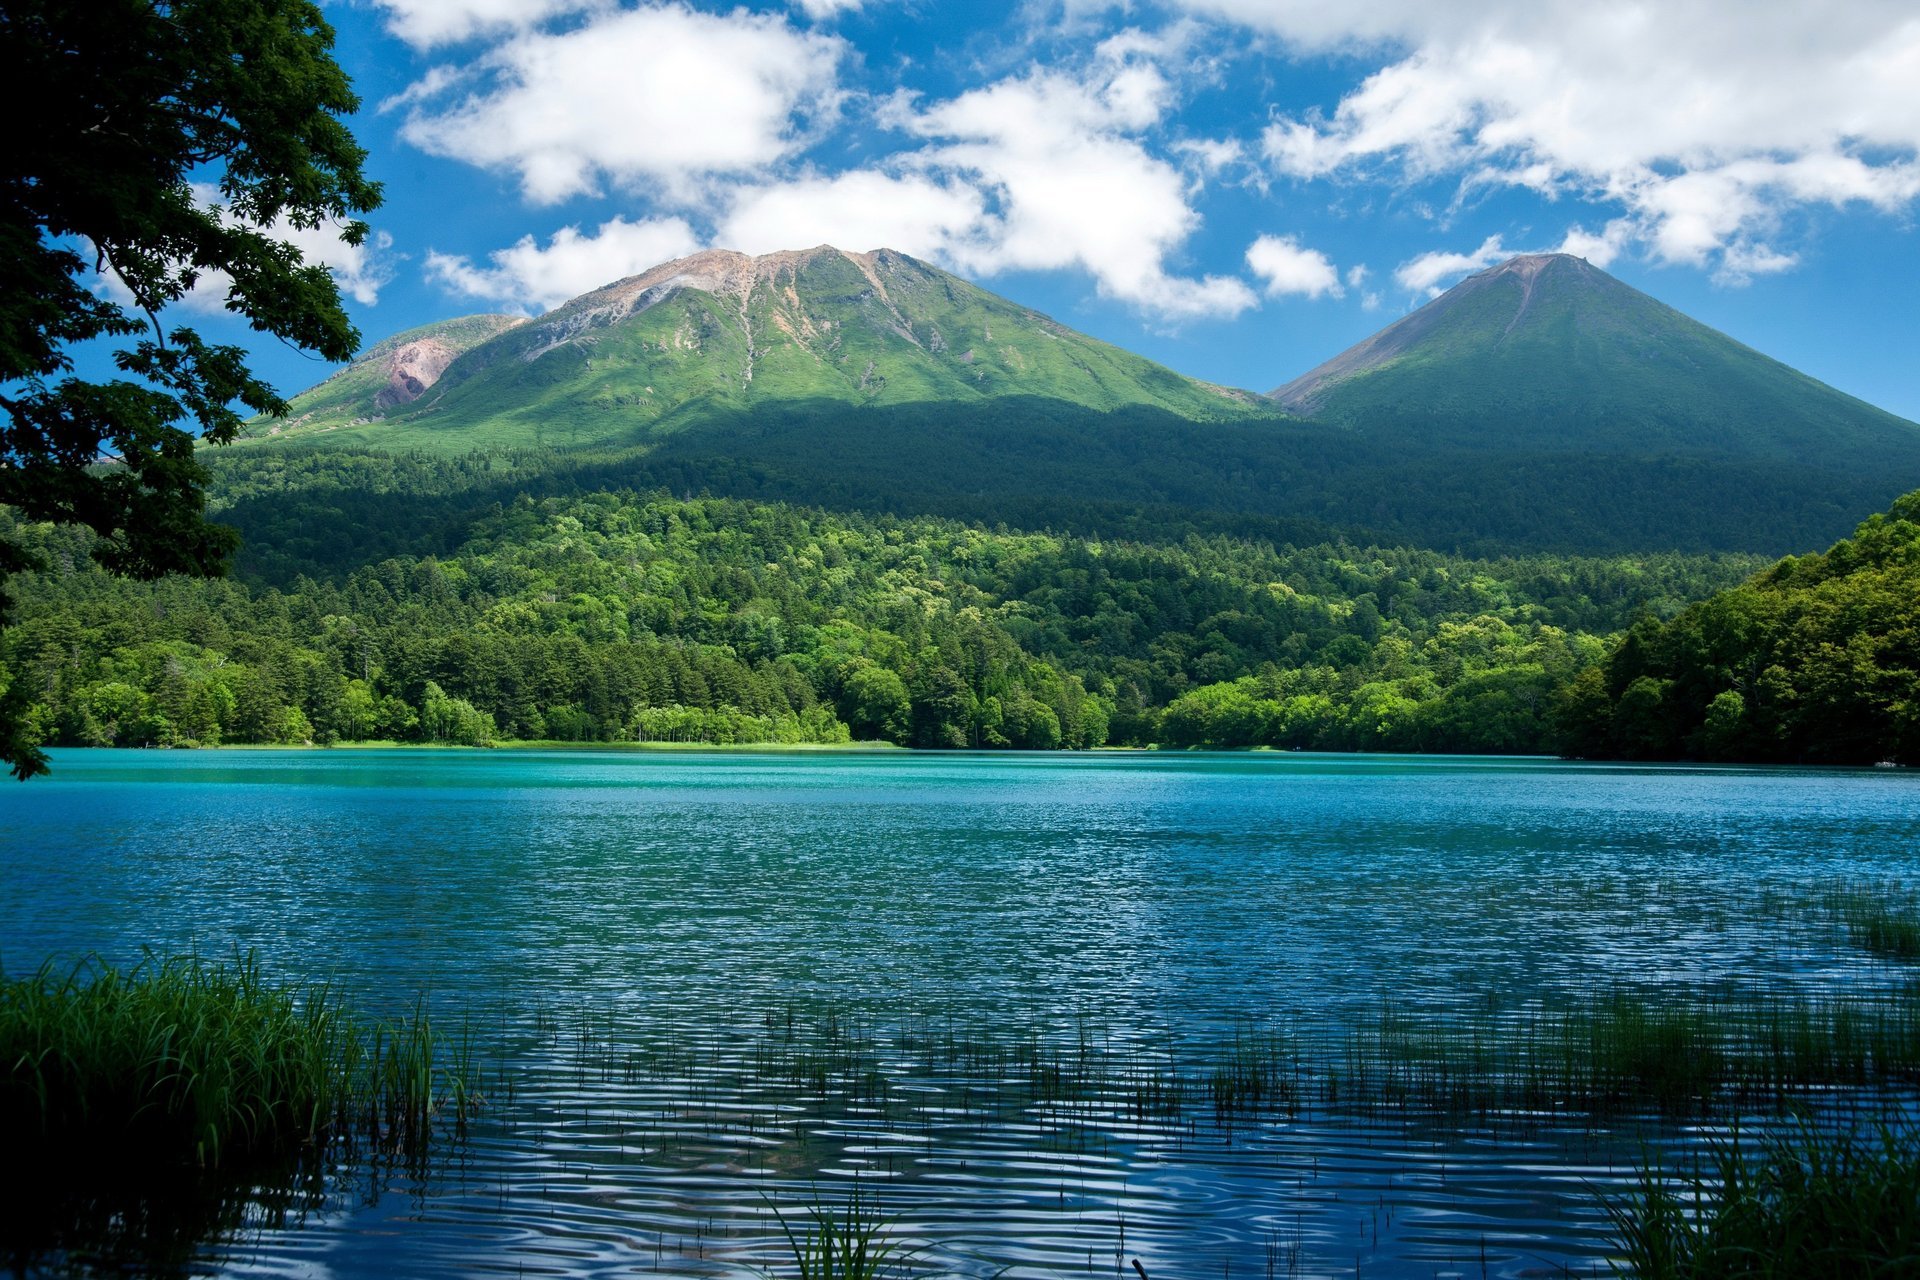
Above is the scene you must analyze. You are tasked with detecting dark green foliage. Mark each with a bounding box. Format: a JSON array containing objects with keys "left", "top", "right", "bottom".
[
  {"left": 0, "top": 0, "right": 380, "bottom": 777},
  {"left": 0, "top": 451, "right": 1762, "bottom": 755},
  {"left": 1559, "top": 490, "right": 1920, "bottom": 764},
  {"left": 1610, "top": 1121, "right": 1920, "bottom": 1278},
  {"left": 239, "top": 393, "right": 1907, "bottom": 559},
  {"left": 0, "top": 954, "right": 467, "bottom": 1169}
]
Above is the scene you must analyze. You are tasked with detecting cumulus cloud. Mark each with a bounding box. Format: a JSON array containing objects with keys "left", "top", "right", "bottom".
[
  {"left": 384, "top": 14, "right": 1255, "bottom": 320},
  {"left": 372, "top": 0, "right": 607, "bottom": 49},
  {"left": 717, "top": 171, "right": 985, "bottom": 258},
  {"left": 878, "top": 35, "right": 1257, "bottom": 319},
  {"left": 1245, "top": 235, "right": 1342, "bottom": 298},
  {"left": 396, "top": 5, "right": 846, "bottom": 203},
  {"left": 425, "top": 216, "right": 702, "bottom": 310},
  {"left": 1393, "top": 234, "right": 1509, "bottom": 295},
  {"left": 1193, "top": 0, "right": 1920, "bottom": 278},
  {"left": 1553, "top": 220, "right": 1631, "bottom": 268}
]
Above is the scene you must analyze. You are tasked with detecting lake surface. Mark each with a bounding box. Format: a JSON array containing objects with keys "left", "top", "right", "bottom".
[{"left": 5, "top": 748, "right": 1920, "bottom": 1278}]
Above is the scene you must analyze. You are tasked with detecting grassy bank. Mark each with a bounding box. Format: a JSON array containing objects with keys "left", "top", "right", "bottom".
[
  {"left": 0, "top": 953, "right": 473, "bottom": 1168},
  {"left": 1611, "top": 1119, "right": 1920, "bottom": 1277}
]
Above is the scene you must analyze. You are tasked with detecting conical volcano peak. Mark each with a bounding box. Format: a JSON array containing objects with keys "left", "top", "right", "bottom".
[
  {"left": 1269, "top": 248, "right": 1919, "bottom": 474},
  {"left": 1476, "top": 251, "right": 1592, "bottom": 279}
]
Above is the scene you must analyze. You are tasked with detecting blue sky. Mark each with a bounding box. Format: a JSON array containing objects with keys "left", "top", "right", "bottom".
[{"left": 187, "top": 0, "right": 1920, "bottom": 418}]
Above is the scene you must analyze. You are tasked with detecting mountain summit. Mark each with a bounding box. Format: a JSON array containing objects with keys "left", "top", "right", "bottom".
[
  {"left": 1270, "top": 253, "right": 1920, "bottom": 465},
  {"left": 258, "top": 246, "right": 1260, "bottom": 450}
]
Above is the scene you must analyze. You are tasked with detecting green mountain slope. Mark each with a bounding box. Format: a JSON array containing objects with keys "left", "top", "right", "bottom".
[
  {"left": 251, "top": 247, "right": 1263, "bottom": 451},
  {"left": 1273, "top": 253, "right": 1920, "bottom": 463},
  {"left": 255, "top": 314, "right": 526, "bottom": 441},
  {"left": 1560, "top": 488, "right": 1920, "bottom": 764}
]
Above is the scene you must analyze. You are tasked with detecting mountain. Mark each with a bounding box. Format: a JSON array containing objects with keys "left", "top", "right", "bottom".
[
  {"left": 1272, "top": 253, "right": 1920, "bottom": 463},
  {"left": 256, "top": 314, "right": 525, "bottom": 440},
  {"left": 233, "top": 247, "right": 1920, "bottom": 556},
  {"left": 252, "top": 246, "right": 1263, "bottom": 451}
]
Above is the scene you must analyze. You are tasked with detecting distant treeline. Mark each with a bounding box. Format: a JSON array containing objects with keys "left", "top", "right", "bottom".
[{"left": 0, "top": 452, "right": 1766, "bottom": 756}]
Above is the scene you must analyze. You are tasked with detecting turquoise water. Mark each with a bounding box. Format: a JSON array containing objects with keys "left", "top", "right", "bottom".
[{"left": 4, "top": 748, "right": 1919, "bottom": 1277}]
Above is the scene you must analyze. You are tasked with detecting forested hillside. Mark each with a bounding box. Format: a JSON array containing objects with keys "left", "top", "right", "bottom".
[
  {"left": 0, "top": 454, "right": 1759, "bottom": 756},
  {"left": 1558, "top": 490, "right": 1920, "bottom": 764}
]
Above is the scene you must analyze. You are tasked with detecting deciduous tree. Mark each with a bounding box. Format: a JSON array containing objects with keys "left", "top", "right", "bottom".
[{"left": 0, "top": 0, "right": 380, "bottom": 777}]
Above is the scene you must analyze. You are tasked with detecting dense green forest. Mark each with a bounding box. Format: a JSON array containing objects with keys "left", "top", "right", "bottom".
[
  {"left": 1560, "top": 491, "right": 1920, "bottom": 765},
  {"left": 0, "top": 453, "right": 1763, "bottom": 756}
]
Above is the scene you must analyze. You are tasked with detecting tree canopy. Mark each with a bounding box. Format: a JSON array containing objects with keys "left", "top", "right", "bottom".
[
  {"left": 0, "top": 0, "right": 380, "bottom": 776},
  {"left": 1557, "top": 491, "right": 1920, "bottom": 765}
]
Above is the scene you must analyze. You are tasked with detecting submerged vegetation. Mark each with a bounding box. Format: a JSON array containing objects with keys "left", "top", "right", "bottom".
[
  {"left": 543, "top": 984, "right": 1920, "bottom": 1129},
  {"left": 1819, "top": 882, "right": 1920, "bottom": 961},
  {"left": 0, "top": 953, "right": 472, "bottom": 1170}
]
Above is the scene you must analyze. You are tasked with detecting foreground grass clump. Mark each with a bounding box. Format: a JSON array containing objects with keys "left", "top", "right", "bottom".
[
  {"left": 1611, "top": 1120, "right": 1920, "bottom": 1278},
  {"left": 0, "top": 954, "right": 471, "bottom": 1170},
  {"left": 769, "top": 1184, "right": 913, "bottom": 1280}
]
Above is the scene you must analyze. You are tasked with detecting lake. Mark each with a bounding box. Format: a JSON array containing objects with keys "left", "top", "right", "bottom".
[{"left": 4, "top": 748, "right": 1919, "bottom": 1278}]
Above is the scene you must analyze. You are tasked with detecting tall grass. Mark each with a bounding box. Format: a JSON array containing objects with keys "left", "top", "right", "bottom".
[
  {"left": 768, "top": 1184, "right": 912, "bottom": 1280},
  {"left": 1609, "top": 1119, "right": 1920, "bottom": 1278},
  {"left": 0, "top": 953, "right": 473, "bottom": 1170},
  {"left": 1824, "top": 882, "right": 1920, "bottom": 961}
]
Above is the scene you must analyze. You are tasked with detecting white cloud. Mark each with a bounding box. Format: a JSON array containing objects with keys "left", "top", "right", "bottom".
[
  {"left": 278, "top": 223, "right": 397, "bottom": 308},
  {"left": 791, "top": 0, "right": 863, "bottom": 18},
  {"left": 397, "top": 5, "right": 846, "bottom": 203},
  {"left": 373, "top": 0, "right": 606, "bottom": 49},
  {"left": 1388, "top": 219, "right": 1637, "bottom": 295},
  {"left": 390, "top": 14, "right": 1252, "bottom": 320},
  {"left": 425, "top": 216, "right": 702, "bottom": 310},
  {"left": 1554, "top": 220, "right": 1631, "bottom": 268},
  {"left": 1200, "top": 1, "right": 1920, "bottom": 278},
  {"left": 879, "top": 37, "right": 1257, "bottom": 319},
  {"left": 1174, "top": 137, "right": 1246, "bottom": 183},
  {"left": 718, "top": 171, "right": 985, "bottom": 258},
  {"left": 1393, "top": 234, "right": 1509, "bottom": 295},
  {"left": 1245, "top": 235, "right": 1342, "bottom": 298}
]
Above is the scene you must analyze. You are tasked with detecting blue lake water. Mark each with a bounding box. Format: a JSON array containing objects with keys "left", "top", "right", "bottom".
[{"left": 4, "top": 748, "right": 1919, "bottom": 1278}]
